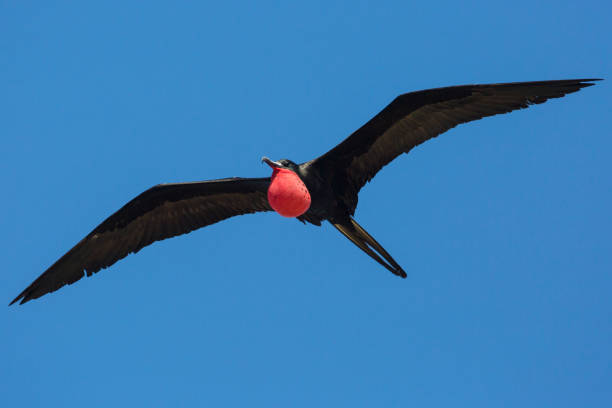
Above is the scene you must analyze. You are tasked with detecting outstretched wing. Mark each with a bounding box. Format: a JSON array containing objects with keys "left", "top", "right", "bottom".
[
  {"left": 311, "top": 79, "right": 600, "bottom": 211},
  {"left": 11, "top": 177, "right": 272, "bottom": 304}
]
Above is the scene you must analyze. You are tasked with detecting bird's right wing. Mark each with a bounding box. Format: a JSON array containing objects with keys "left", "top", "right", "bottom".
[{"left": 11, "top": 177, "right": 272, "bottom": 305}]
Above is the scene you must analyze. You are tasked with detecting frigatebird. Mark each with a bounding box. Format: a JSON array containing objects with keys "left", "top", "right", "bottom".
[{"left": 11, "top": 79, "right": 600, "bottom": 305}]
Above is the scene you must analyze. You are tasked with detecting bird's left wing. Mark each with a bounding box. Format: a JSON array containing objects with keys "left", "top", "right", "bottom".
[
  {"left": 310, "top": 79, "right": 600, "bottom": 211},
  {"left": 11, "top": 177, "right": 272, "bottom": 304}
]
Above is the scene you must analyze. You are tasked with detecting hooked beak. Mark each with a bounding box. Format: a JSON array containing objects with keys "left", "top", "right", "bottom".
[{"left": 261, "top": 157, "right": 282, "bottom": 169}]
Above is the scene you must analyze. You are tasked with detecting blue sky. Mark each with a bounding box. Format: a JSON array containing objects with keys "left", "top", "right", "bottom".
[{"left": 2, "top": 1, "right": 610, "bottom": 406}]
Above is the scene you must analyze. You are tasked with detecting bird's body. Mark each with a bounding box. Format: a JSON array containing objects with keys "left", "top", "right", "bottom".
[{"left": 11, "top": 79, "right": 600, "bottom": 305}]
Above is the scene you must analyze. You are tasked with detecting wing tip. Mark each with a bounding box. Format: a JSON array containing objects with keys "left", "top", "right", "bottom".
[
  {"left": 9, "top": 296, "right": 24, "bottom": 306},
  {"left": 9, "top": 288, "right": 35, "bottom": 306},
  {"left": 571, "top": 78, "right": 603, "bottom": 88}
]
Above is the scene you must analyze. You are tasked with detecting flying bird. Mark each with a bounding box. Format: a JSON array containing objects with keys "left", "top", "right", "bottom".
[{"left": 11, "top": 79, "right": 600, "bottom": 305}]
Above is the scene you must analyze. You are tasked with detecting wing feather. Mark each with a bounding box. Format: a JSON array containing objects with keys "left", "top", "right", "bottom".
[
  {"left": 312, "top": 79, "right": 600, "bottom": 212},
  {"left": 11, "top": 177, "right": 271, "bottom": 304}
]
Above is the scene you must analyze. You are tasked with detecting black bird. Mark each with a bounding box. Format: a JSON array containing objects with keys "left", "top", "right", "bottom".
[{"left": 11, "top": 79, "right": 600, "bottom": 305}]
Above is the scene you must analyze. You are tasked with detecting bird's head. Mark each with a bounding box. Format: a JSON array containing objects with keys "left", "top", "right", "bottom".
[{"left": 261, "top": 157, "right": 299, "bottom": 172}]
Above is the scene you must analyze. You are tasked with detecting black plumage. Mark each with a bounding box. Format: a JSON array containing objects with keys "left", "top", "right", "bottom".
[{"left": 11, "top": 79, "right": 600, "bottom": 305}]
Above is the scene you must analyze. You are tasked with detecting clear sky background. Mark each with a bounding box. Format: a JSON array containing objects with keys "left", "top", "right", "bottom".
[{"left": 2, "top": 1, "right": 610, "bottom": 407}]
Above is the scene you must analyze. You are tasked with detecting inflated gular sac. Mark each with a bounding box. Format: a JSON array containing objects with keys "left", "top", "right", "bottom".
[{"left": 267, "top": 168, "right": 311, "bottom": 217}]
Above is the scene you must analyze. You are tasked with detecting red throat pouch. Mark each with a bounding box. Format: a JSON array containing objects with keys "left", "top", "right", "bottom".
[{"left": 267, "top": 169, "right": 311, "bottom": 217}]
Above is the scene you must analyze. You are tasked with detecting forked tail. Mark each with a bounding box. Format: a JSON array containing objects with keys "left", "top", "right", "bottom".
[{"left": 331, "top": 217, "right": 406, "bottom": 278}]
